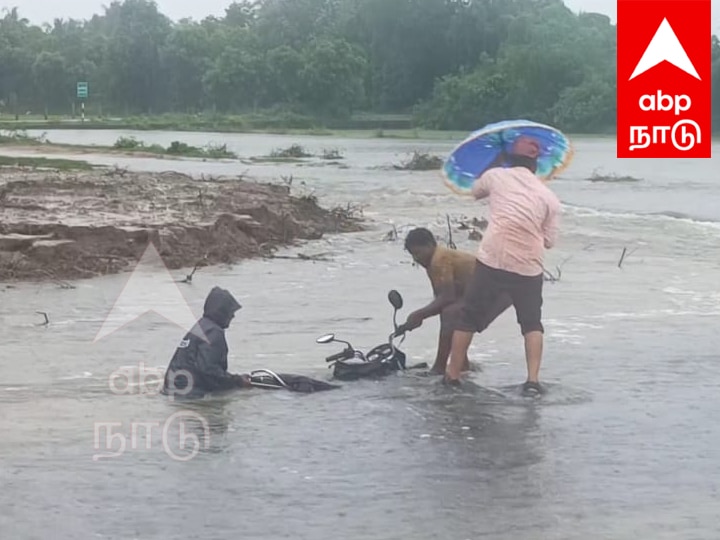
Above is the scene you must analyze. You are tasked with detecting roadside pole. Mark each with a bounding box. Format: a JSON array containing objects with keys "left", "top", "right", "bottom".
[{"left": 77, "top": 81, "right": 88, "bottom": 122}]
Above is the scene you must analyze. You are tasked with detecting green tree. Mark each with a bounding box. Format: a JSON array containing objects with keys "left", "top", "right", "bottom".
[
  {"left": 203, "top": 47, "right": 264, "bottom": 111},
  {"left": 297, "top": 38, "right": 367, "bottom": 117},
  {"left": 32, "top": 52, "right": 70, "bottom": 115},
  {"left": 0, "top": 0, "right": 717, "bottom": 133},
  {"left": 264, "top": 46, "right": 304, "bottom": 106},
  {"left": 98, "top": 0, "right": 171, "bottom": 114},
  {"left": 0, "top": 7, "right": 46, "bottom": 113},
  {"left": 550, "top": 75, "right": 616, "bottom": 133},
  {"left": 162, "top": 21, "right": 213, "bottom": 112}
]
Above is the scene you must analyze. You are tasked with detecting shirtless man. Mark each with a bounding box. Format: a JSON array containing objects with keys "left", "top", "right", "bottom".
[{"left": 399, "top": 228, "right": 511, "bottom": 374}]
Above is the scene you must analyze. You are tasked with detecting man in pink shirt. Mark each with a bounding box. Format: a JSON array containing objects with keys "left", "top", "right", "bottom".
[{"left": 445, "top": 136, "right": 561, "bottom": 396}]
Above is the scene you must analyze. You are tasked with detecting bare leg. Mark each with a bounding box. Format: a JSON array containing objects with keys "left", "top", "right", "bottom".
[
  {"left": 446, "top": 330, "right": 473, "bottom": 381},
  {"left": 430, "top": 327, "right": 451, "bottom": 374},
  {"left": 431, "top": 326, "right": 469, "bottom": 375},
  {"left": 524, "top": 331, "right": 543, "bottom": 383}
]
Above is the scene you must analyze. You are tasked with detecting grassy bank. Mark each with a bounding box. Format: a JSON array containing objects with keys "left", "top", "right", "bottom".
[
  {"left": 0, "top": 113, "right": 468, "bottom": 140},
  {"left": 2, "top": 114, "right": 716, "bottom": 142},
  {"left": 112, "top": 136, "right": 237, "bottom": 158},
  {"left": 0, "top": 155, "right": 94, "bottom": 170},
  {"left": 0, "top": 111, "right": 413, "bottom": 130},
  {"left": 0, "top": 131, "right": 238, "bottom": 160}
]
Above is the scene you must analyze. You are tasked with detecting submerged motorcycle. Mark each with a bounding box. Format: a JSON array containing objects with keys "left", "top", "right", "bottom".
[
  {"left": 245, "top": 290, "right": 423, "bottom": 390},
  {"left": 315, "top": 289, "right": 427, "bottom": 381},
  {"left": 248, "top": 369, "right": 340, "bottom": 393}
]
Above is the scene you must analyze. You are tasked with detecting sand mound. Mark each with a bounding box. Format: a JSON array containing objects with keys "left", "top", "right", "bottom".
[{"left": 0, "top": 168, "right": 363, "bottom": 282}]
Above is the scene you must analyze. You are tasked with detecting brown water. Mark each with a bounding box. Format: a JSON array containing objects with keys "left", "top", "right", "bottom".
[{"left": 1, "top": 131, "right": 720, "bottom": 539}]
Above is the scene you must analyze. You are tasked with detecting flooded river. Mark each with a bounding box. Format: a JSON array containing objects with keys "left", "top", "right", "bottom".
[{"left": 1, "top": 131, "right": 719, "bottom": 539}]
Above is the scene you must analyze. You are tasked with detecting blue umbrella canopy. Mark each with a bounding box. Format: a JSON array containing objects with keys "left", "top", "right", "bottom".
[{"left": 442, "top": 119, "right": 574, "bottom": 194}]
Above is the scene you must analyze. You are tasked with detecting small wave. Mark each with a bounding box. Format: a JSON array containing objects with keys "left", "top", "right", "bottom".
[
  {"left": 492, "top": 382, "right": 594, "bottom": 406},
  {"left": 563, "top": 203, "right": 720, "bottom": 230},
  {"left": 58, "top": 372, "right": 94, "bottom": 380},
  {"left": 587, "top": 308, "right": 720, "bottom": 321},
  {"left": 664, "top": 286, "right": 720, "bottom": 299},
  {"left": 415, "top": 379, "right": 593, "bottom": 407},
  {"left": 647, "top": 210, "right": 718, "bottom": 221}
]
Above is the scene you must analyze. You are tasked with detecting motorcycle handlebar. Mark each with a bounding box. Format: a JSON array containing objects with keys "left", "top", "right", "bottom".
[
  {"left": 324, "top": 327, "right": 407, "bottom": 364},
  {"left": 326, "top": 349, "right": 352, "bottom": 363}
]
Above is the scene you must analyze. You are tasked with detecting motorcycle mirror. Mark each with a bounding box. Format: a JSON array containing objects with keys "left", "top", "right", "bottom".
[
  {"left": 388, "top": 290, "right": 403, "bottom": 310},
  {"left": 316, "top": 334, "right": 335, "bottom": 344}
]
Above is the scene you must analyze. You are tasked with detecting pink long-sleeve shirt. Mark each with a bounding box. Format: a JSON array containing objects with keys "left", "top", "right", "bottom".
[{"left": 471, "top": 166, "right": 561, "bottom": 277}]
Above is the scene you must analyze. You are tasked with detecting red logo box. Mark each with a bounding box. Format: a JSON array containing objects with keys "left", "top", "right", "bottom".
[{"left": 617, "top": 0, "right": 712, "bottom": 158}]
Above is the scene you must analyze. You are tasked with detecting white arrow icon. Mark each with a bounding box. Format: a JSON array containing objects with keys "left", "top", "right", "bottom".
[
  {"left": 629, "top": 18, "right": 700, "bottom": 81},
  {"left": 94, "top": 242, "right": 205, "bottom": 343}
]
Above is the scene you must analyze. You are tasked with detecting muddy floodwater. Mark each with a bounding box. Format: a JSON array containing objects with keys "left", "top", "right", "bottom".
[{"left": 1, "top": 131, "right": 720, "bottom": 539}]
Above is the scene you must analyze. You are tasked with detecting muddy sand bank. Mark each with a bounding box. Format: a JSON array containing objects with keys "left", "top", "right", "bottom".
[{"left": 0, "top": 167, "right": 364, "bottom": 283}]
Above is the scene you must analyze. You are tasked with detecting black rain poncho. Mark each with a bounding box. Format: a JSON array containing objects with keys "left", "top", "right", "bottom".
[{"left": 163, "top": 286, "right": 246, "bottom": 397}]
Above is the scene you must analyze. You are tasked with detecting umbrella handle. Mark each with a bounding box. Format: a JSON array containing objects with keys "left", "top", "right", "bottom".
[{"left": 488, "top": 150, "right": 507, "bottom": 170}]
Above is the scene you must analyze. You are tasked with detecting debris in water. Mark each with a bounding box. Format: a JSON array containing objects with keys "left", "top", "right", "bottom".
[
  {"left": 445, "top": 214, "right": 456, "bottom": 249},
  {"left": 265, "top": 252, "right": 332, "bottom": 262},
  {"left": 383, "top": 224, "right": 399, "bottom": 242},
  {"left": 393, "top": 151, "right": 443, "bottom": 171},
  {"left": 588, "top": 168, "right": 643, "bottom": 183},
  {"left": 177, "top": 259, "right": 206, "bottom": 284},
  {"left": 617, "top": 246, "right": 639, "bottom": 269},
  {"left": 543, "top": 255, "right": 572, "bottom": 282}
]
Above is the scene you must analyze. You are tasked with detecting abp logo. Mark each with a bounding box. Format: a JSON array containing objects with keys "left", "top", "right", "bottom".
[{"left": 617, "top": 0, "right": 712, "bottom": 158}]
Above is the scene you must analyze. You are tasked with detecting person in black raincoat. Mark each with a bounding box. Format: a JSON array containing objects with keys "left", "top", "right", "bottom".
[{"left": 163, "top": 286, "right": 251, "bottom": 398}]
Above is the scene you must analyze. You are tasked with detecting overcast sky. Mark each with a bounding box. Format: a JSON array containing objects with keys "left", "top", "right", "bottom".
[{"left": 0, "top": 0, "right": 718, "bottom": 31}]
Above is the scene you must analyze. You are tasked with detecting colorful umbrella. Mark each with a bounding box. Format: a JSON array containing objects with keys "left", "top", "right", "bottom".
[{"left": 442, "top": 119, "right": 574, "bottom": 195}]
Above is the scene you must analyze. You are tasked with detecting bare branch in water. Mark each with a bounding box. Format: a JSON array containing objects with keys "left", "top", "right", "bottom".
[
  {"left": 542, "top": 266, "right": 560, "bottom": 282},
  {"left": 383, "top": 224, "right": 399, "bottom": 242},
  {"left": 178, "top": 265, "right": 198, "bottom": 284},
  {"left": 36, "top": 311, "right": 49, "bottom": 326},
  {"left": 40, "top": 269, "right": 76, "bottom": 289},
  {"left": 446, "top": 214, "right": 456, "bottom": 249},
  {"left": 265, "top": 252, "right": 332, "bottom": 262},
  {"left": 618, "top": 246, "right": 640, "bottom": 268},
  {"left": 542, "top": 255, "right": 572, "bottom": 282},
  {"left": 618, "top": 247, "right": 627, "bottom": 268},
  {"left": 177, "top": 256, "right": 209, "bottom": 284}
]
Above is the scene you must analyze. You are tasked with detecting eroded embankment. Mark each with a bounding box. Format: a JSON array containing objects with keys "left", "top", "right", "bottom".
[{"left": 0, "top": 167, "right": 363, "bottom": 282}]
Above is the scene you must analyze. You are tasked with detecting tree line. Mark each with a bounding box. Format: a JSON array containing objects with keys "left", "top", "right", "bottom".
[{"left": 1, "top": 0, "right": 719, "bottom": 133}]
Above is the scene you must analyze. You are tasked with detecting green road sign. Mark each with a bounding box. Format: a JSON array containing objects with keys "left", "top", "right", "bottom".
[{"left": 77, "top": 82, "right": 88, "bottom": 99}]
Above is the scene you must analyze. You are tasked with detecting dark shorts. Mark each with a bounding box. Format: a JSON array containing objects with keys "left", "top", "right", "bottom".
[
  {"left": 455, "top": 261, "right": 544, "bottom": 335},
  {"left": 441, "top": 295, "right": 512, "bottom": 336}
]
